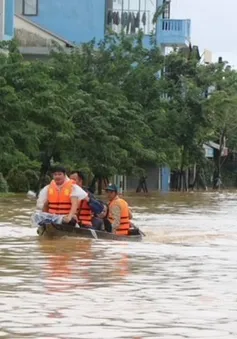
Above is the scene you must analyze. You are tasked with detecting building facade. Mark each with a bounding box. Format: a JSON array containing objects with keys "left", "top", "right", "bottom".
[
  {"left": 15, "top": 0, "right": 191, "bottom": 49},
  {"left": 0, "top": 0, "right": 14, "bottom": 41}
]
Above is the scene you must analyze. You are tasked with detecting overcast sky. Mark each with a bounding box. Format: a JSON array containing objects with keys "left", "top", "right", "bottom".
[{"left": 171, "top": 0, "right": 236, "bottom": 67}]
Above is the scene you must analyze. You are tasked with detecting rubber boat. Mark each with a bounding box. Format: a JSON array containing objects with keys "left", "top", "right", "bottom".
[{"left": 37, "top": 222, "right": 144, "bottom": 241}]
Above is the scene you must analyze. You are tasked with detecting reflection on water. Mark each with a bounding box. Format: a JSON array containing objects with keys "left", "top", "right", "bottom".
[
  {"left": 40, "top": 239, "right": 130, "bottom": 293},
  {"left": 0, "top": 192, "right": 237, "bottom": 338}
]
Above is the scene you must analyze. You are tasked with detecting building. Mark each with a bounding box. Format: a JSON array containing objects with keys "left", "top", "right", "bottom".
[
  {"left": 14, "top": 0, "right": 191, "bottom": 192},
  {"left": 15, "top": 0, "right": 191, "bottom": 50},
  {"left": 0, "top": 0, "right": 14, "bottom": 41}
]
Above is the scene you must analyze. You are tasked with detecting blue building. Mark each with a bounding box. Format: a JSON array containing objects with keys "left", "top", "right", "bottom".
[
  {"left": 0, "top": 0, "right": 14, "bottom": 41},
  {"left": 15, "top": 0, "right": 191, "bottom": 49},
  {"left": 15, "top": 0, "right": 191, "bottom": 191}
]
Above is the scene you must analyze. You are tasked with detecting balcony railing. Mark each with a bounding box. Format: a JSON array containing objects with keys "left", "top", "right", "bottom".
[{"left": 157, "top": 19, "right": 191, "bottom": 47}]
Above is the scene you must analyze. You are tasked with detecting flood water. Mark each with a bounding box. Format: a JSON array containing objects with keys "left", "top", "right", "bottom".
[{"left": 0, "top": 192, "right": 237, "bottom": 338}]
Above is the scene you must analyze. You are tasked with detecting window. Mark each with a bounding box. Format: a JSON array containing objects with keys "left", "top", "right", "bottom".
[
  {"left": 23, "top": 0, "right": 38, "bottom": 16},
  {"left": 162, "top": 0, "right": 170, "bottom": 19}
]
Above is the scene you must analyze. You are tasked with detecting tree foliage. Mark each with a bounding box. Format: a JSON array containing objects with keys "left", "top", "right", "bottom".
[{"left": 0, "top": 35, "right": 237, "bottom": 192}]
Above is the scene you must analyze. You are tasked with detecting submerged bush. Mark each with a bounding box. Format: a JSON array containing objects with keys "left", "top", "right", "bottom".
[
  {"left": 24, "top": 169, "right": 39, "bottom": 191},
  {"left": 0, "top": 173, "right": 8, "bottom": 193},
  {"left": 7, "top": 168, "right": 29, "bottom": 193}
]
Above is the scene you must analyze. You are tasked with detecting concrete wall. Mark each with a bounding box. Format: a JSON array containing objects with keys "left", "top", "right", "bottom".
[
  {"left": 126, "top": 167, "right": 161, "bottom": 192},
  {"left": 126, "top": 166, "right": 171, "bottom": 192}
]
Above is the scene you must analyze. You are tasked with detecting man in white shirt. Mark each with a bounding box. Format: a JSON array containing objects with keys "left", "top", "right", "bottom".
[{"left": 36, "top": 166, "right": 88, "bottom": 223}]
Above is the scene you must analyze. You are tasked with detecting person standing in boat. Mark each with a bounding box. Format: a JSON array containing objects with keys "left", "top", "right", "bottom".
[
  {"left": 70, "top": 170, "right": 107, "bottom": 230},
  {"left": 36, "top": 166, "right": 88, "bottom": 224},
  {"left": 104, "top": 184, "right": 132, "bottom": 235}
]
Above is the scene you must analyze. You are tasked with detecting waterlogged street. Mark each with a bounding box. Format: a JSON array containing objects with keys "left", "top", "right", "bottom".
[{"left": 0, "top": 192, "right": 237, "bottom": 338}]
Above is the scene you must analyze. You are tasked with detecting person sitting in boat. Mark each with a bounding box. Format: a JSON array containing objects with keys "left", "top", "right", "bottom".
[
  {"left": 70, "top": 170, "right": 107, "bottom": 230},
  {"left": 36, "top": 166, "right": 89, "bottom": 224},
  {"left": 104, "top": 184, "right": 132, "bottom": 235}
]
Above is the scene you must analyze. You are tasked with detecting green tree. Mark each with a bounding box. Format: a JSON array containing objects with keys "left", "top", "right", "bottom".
[
  {"left": 1, "top": 35, "right": 237, "bottom": 194},
  {"left": 205, "top": 63, "right": 237, "bottom": 188}
]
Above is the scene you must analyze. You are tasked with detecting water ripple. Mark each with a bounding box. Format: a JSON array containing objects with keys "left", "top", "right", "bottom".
[{"left": 0, "top": 193, "right": 237, "bottom": 338}]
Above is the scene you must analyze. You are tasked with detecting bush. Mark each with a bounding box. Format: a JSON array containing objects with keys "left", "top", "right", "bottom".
[
  {"left": 0, "top": 173, "right": 8, "bottom": 193},
  {"left": 40, "top": 174, "right": 51, "bottom": 188},
  {"left": 7, "top": 168, "right": 29, "bottom": 193},
  {"left": 222, "top": 168, "right": 237, "bottom": 188},
  {"left": 24, "top": 169, "right": 39, "bottom": 191}
]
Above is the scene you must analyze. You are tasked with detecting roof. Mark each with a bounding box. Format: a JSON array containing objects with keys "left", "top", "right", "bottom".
[
  {"left": 15, "top": 14, "right": 75, "bottom": 48},
  {"left": 204, "top": 141, "right": 228, "bottom": 156},
  {"left": 205, "top": 141, "right": 227, "bottom": 151}
]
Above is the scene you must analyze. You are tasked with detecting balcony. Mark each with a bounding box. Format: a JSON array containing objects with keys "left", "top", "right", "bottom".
[{"left": 157, "top": 19, "right": 191, "bottom": 47}]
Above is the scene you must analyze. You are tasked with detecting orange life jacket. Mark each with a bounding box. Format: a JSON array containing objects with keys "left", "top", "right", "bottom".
[
  {"left": 108, "top": 198, "right": 130, "bottom": 235},
  {"left": 47, "top": 180, "right": 73, "bottom": 215},
  {"left": 78, "top": 199, "right": 93, "bottom": 227}
]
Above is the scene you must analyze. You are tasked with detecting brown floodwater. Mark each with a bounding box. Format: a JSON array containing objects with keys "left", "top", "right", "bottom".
[{"left": 0, "top": 192, "right": 237, "bottom": 338}]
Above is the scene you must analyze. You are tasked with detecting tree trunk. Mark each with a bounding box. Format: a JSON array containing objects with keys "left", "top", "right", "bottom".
[
  {"left": 103, "top": 177, "right": 109, "bottom": 188},
  {"left": 189, "top": 165, "right": 197, "bottom": 190},
  {"left": 98, "top": 176, "right": 102, "bottom": 195},
  {"left": 136, "top": 176, "right": 148, "bottom": 193},
  {"left": 89, "top": 175, "right": 97, "bottom": 194},
  {"left": 184, "top": 169, "right": 188, "bottom": 191},
  {"left": 136, "top": 178, "right": 142, "bottom": 192},
  {"left": 178, "top": 147, "right": 187, "bottom": 191},
  {"left": 198, "top": 169, "right": 208, "bottom": 190},
  {"left": 170, "top": 171, "right": 179, "bottom": 191},
  {"left": 213, "top": 129, "right": 226, "bottom": 189},
  {"left": 36, "top": 153, "right": 52, "bottom": 196}
]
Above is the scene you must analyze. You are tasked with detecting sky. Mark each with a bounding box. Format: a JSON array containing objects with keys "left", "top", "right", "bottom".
[{"left": 171, "top": 0, "right": 237, "bottom": 67}]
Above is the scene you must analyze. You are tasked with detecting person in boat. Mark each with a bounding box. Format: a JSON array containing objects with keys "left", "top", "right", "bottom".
[
  {"left": 36, "top": 166, "right": 89, "bottom": 224},
  {"left": 70, "top": 170, "right": 107, "bottom": 230},
  {"left": 104, "top": 184, "right": 132, "bottom": 235}
]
